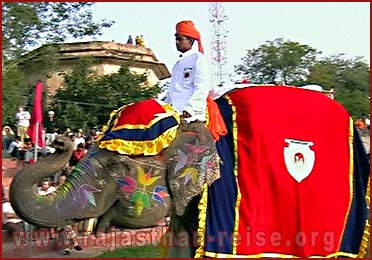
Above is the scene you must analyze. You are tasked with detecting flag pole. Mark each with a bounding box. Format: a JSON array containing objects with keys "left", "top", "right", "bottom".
[{"left": 34, "top": 122, "right": 39, "bottom": 162}]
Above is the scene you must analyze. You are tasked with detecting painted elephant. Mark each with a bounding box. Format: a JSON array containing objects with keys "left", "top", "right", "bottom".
[
  {"left": 9, "top": 108, "right": 220, "bottom": 233},
  {"left": 10, "top": 85, "right": 370, "bottom": 258}
]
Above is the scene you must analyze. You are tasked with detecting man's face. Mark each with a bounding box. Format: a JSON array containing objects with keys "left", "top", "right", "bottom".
[
  {"left": 41, "top": 181, "right": 50, "bottom": 191},
  {"left": 175, "top": 34, "right": 192, "bottom": 53}
]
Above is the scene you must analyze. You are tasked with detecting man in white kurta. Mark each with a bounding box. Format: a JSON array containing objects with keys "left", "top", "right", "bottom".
[{"left": 165, "top": 20, "right": 211, "bottom": 122}]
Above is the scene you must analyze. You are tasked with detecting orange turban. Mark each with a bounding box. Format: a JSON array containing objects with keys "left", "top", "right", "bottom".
[{"left": 176, "top": 20, "right": 204, "bottom": 54}]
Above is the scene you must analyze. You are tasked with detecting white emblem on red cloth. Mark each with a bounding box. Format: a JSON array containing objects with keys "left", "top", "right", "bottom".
[{"left": 284, "top": 139, "right": 315, "bottom": 183}]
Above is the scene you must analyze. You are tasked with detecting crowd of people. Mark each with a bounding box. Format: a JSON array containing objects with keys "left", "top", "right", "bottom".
[
  {"left": 2, "top": 109, "right": 100, "bottom": 254},
  {"left": 2, "top": 106, "right": 99, "bottom": 163}
]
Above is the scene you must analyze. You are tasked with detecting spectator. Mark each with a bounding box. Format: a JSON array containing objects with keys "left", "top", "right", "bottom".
[
  {"left": 56, "top": 224, "right": 82, "bottom": 255},
  {"left": 37, "top": 179, "right": 56, "bottom": 196},
  {"left": 64, "top": 127, "right": 72, "bottom": 137},
  {"left": 2, "top": 197, "right": 25, "bottom": 234},
  {"left": 74, "top": 130, "right": 85, "bottom": 148},
  {"left": 364, "top": 115, "right": 370, "bottom": 130},
  {"left": 44, "top": 111, "right": 58, "bottom": 146},
  {"left": 84, "top": 139, "right": 93, "bottom": 152},
  {"left": 7, "top": 136, "right": 26, "bottom": 170},
  {"left": 135, "top": 35, "right": 140, "bottom": 46},
  {"left": 17, "top": 138, "right": 34, "bottom": 165},
  {"left": 54, "top": 173, "right": 67, "bottom": 188},
  {"left": 15, "top": 106, "right": 30, "bottom": 142},
  {"left": 127, "top": 35, "right": 133, "bottom": 45},
  {"left": 138, "top": 35, "right": 145, "bottom": 47},
  {"left": 7, "top": 136, "right": 22, "bottom": 158},
  {"left": 69, "top": 135, "right": 77, "bottom": 150},
  {"left": 70, "top": 143, "right": 87, "bottom": 167},
  {"left": 86, "top": 128, "right": 98, "bottom": 143},
  {"left": 2, "top": 126, "right": 15, "bottom": 151}
]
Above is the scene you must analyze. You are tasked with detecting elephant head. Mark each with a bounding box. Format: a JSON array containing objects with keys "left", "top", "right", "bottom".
[{"left": 9, "top": 121, "right": 220, "bottom": 232}]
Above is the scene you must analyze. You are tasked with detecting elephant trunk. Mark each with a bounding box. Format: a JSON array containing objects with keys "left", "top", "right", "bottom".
[{"left": 9, "top": 137, "right": 94, "bottom": 227}]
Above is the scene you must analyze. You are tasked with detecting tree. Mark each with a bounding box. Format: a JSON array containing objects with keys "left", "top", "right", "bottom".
[
  {"left": 306, "top": 55, "right": 370, "bottom": 117},
  {"left": 2, "top": 2, "right": 114, "bottom": 126},
  {"left": 234, "top": 38, "right": 319, "bottom": 84},
  {"left": 2, "top": 65, "right": 26, "bottom": 127},
  {"left": 51, "top": 58, "right": 162, "bottom": 131},
  {"left": 2, "top": 2, "right": 113, "bottom": 65}
]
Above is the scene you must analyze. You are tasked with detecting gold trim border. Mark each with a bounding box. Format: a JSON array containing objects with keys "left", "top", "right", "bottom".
[
  {"left": 203, "top": 250, "right": 359, "bottom": 258},
  {"left": 337, "top": 117, "right": 355, "bottom": 250},
  {"left": 97, "top": 124, "right": 179, "bottom": 156},
  {"left": 358, "top": 173, "right": 370, "bottom": 257},
  {"left": 194, "top": 183, "right": 209, "bottom": 258},
  {"left": 225, "top": 95, "right": 242, "bottom": 255}
]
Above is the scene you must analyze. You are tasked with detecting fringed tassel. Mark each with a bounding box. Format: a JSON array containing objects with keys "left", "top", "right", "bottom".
[
  {"left": 206, "top": 96, "right": 228, "bottom": 142},
  {"left": 194, "top": 183, "right": 209, "bottom": 258}
]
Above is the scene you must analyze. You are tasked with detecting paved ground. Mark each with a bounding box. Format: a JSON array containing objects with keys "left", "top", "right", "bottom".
[
  {"left": 2, "top": 241, "right": 110, "bottom": 258},
  {"left": 23, "top": 247, "right": 108, "bottom": 258}
]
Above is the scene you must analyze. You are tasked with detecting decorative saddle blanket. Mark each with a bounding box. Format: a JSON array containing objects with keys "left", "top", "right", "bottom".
[
  {"left": 195, "top": 86, "right": 369, "bottom": 258},
  {"left": 96, "top": 98, "right": 180, "bottom": 156}
]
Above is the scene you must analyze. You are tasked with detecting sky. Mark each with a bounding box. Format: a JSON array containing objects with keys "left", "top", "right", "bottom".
[{"left": 84, "top": 2, "right": 370, "bottom": 86}]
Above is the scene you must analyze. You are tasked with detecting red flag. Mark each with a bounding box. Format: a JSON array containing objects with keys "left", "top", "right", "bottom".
[{"left": 27, "top": 81, "right": 45, "bottom": 148}]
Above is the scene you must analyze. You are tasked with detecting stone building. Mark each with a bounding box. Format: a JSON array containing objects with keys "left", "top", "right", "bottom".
[{"left": 22, "top": 41, "right": 171, "bottom": 95}]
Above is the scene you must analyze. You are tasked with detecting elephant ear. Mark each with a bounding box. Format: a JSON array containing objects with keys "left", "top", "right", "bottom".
[{"left": 167, "top": 120, "right": 221, "bottom": 216}]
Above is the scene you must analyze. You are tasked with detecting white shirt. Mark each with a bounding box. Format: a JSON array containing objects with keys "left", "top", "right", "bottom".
[
  {"left": 15, "top": 111, "right": 31, "bottom": 127},
  {"left": 16, "top": 111, "right": 31, "bottom": 127},
  {"left": 8, "top": 140, "right": 22, "bottom": 154},
  {"left": 38, "top": 186, "right": 56, "bottom": 196},
  {"left": 74, "top": 137, "right": 86, "bottom": 150},
  {"left": 2, "top": 202, "right": 23, "bottom": 224},
  {"left": 165, "top": 49, "right": 211, "bottom": 122}
]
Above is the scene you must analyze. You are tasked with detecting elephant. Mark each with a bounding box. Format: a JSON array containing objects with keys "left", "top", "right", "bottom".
[{"left": 10, "top": 85, "right": 370, "bottom": 258}]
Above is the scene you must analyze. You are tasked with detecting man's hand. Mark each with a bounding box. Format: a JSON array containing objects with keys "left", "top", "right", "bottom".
[{"left": 181, "top": 111, "right": 191, "bottom": 119}]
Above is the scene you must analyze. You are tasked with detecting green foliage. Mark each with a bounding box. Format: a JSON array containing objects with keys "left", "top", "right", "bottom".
[
  {"left": 235, "top": 40, "right": 369, "bottom": 117},
  {"left": 52, "top": 58, "right": 162, "bottom": 132},
  {"left": 2, "top": 2, "right": 113, "bottom": 127},
  {"left": 234, "top": 38, "right": 319, "bottom": 84},
  {"left": 336, "top": 90, "right": 370, "bottom": 119},
  {"left": 2, "top": 2, "right": 113, "bottom": 61},
  {"left": 1, "top": 65, "right": 27, "bottom": 127},
  {"left": 306, "top": 55, "right": 370, "bottom": 117}
]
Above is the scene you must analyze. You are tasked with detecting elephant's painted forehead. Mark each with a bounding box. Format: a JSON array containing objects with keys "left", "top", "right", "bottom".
[{"left": 122, "top": 154, "right": 167, "bottom": 169}]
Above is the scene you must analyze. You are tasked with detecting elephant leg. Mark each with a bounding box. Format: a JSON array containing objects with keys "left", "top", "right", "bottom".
[
  {"left": 94, "top": 205, "right": 118, "bottom": 234},
  {"left": 163, "top": 196, "right": 200, "bottom": 258}
]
